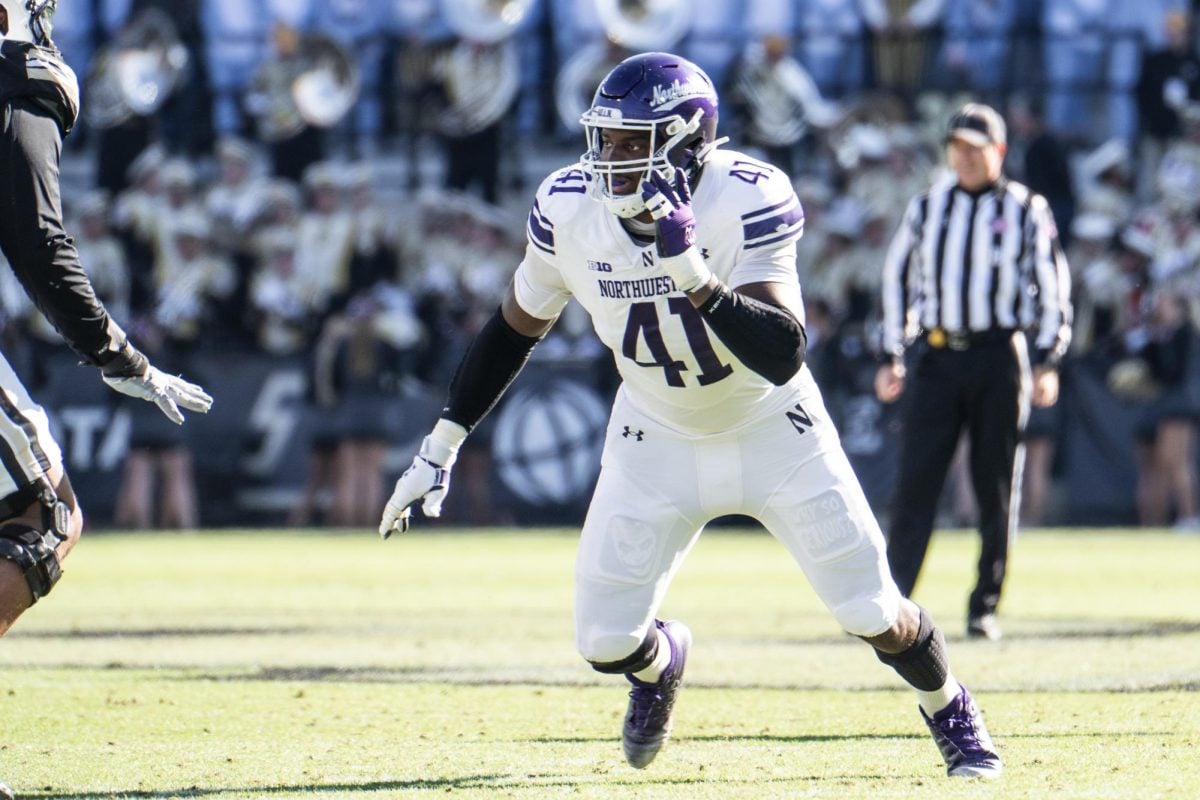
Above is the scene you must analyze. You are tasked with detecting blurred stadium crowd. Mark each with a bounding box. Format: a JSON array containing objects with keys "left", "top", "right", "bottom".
[{"left": 5, "top": 0, "right": 1200, "bottom": 530}]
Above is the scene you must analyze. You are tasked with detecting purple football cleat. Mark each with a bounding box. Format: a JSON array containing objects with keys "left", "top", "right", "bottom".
[
  {"left": 921, "top": 684, "right": 1003, "bottom": 778},
  {"left": 622, "top": 619, "right": 691, "bottom": 769}
]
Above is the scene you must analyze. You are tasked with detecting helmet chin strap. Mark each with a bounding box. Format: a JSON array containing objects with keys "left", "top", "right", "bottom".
[{"left": 694, "top": 136, "right": 729, "bottom": 163}]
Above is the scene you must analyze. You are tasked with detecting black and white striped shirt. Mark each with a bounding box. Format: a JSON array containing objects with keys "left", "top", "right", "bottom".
[{"left": 880, "top": 176, "right": 1072, "bottom": 365}]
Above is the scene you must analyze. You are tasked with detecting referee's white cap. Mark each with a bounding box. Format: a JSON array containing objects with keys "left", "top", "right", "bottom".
[{"left": 946, "top": 103, "right": 1006, "bottom": 147}]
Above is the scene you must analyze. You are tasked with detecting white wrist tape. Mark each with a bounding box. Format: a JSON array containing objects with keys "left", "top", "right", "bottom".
[
  {"left": 661, "top": 248, "right": 713, "bottom": 294},
  {"left": 421, "top": 419, "right": 469, "bottom": 468}
]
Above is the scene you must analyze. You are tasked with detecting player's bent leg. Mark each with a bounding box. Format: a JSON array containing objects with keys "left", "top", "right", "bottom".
[
  {"left": 0, "top": 467, "right": 83, "bottom": 636},
  {"left": 573, "top": 455, "right": 704, "bottom": 666},
  {"left": 868, "top": 601, "right": 1002, "bottom": 779},
  {"left": 755, "top": 427, "right": 905, "bottom": 638},
  {"left": 574, "top": 435, "right": 704, "bottom": 769},
  {"left": 756, "top": 439, "right": 1000, "bottom": 779}
]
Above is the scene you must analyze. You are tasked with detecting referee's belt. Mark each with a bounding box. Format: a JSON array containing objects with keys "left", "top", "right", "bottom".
[{"left": 923, "top": 327, "right": 1016, "bottom": 351}]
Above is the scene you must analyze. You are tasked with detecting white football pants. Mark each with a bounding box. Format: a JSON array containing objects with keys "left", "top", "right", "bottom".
[{"left": 574, "top": 381, "right": 902, "bottom": 664}]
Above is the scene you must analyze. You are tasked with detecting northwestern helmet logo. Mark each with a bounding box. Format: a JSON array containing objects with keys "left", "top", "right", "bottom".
[{"left": 651, "top": 78, "right": 708, "bottom": 108}]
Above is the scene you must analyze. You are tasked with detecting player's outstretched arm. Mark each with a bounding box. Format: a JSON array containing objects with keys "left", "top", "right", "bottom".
[
  {"left": 379, "top": 284, "right": 554, "bottom": 538},
  {"left": 0, "top": 99, "right": 211, "bottom": 425}
]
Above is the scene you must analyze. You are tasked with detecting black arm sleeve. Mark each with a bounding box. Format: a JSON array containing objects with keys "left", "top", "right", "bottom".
[
  {"left": 697, "top": 285, "right": 807, "bottom": 386},
  {"left": 443, "top": 306, "right": 544, "bottom": 432},
  {"left": 0, "top": 99, "right": 119, "bottom": 365}
]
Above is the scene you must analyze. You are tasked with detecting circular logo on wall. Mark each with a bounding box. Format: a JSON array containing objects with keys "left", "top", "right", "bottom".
[{"left": 492, "top": 379, "right": 609, "bottom": 506}]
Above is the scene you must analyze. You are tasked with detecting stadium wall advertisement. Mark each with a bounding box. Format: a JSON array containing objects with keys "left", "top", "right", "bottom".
[{"left": 29, "top": 350, "right": 1152, "bottom": 528}]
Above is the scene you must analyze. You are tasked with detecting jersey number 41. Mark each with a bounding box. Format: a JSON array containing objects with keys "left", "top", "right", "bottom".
[{"left": 623, "top": 299, "right": 732, "bottom": 387}]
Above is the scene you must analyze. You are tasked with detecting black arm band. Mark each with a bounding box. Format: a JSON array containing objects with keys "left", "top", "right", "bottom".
[
  {"left": 443, "top": 306, "right": 543, "bottom": 433},
  {"left": 96, "top": 336, "right": 149, "bottom": 378},
  {"left": 697, "top": 285, "right": 807, "bottom": 385}
]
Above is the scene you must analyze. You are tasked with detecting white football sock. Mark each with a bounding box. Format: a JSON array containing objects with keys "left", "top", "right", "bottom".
[
  {"left": 917, "top": 675, "right": 961, "bottom": 716},
  {"left": 631, "top": 629, "right": 671, "bottom": 683}
]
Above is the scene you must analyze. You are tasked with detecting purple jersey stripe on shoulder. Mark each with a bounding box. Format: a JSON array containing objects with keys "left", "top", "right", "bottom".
[
  {"left": 744, "top": 221, "right": 805, "bottom": 250},
  {"left": 743, "top": 202, "right": 805, "bottom": 243},
  {"left": 531, "top": 199, "right": 555, "bottom": 229},
  {"left": 527, "top": 230, "right": 555, "bottom": 255},
  {"left": 527, "top": 208, "right": 555, "bottom": 249},
  {"left": 740, "top": 195, "right": 796, "bottom": 220}
]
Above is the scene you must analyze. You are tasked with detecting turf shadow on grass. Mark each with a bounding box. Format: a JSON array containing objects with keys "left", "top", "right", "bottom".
[
  {"left": 20, "top": 770, "right": 889, "bottom": 798},
  {"left": 523, "top": 728, "right": 1178, "bottom": 745},
  {"left": 19, "top": 774, "right": 506, "bottom": 799},
  {"left": 7, "top": 626, "right": 318, "bottom": 640},
  {"left": 759, "top": 619, "right": 1200, "bottom": 646},
  {"left": 523, "top": 731, "right": 927, "bottom": 744},
  {"left": 967, "top": 619, "right": 1200, "bottom": 641},
  {"left": 175, "top": 666, "right": 1200, "bottom": 694}
]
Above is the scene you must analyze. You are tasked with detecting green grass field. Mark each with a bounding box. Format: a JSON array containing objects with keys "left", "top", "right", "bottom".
[{"left": 1, "top": 527, "right": 1197, "bottom": 799}]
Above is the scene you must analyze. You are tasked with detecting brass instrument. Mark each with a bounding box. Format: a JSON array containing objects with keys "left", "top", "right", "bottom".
[
  {"left": 555, "top": 0, "right": 692, "bottom": 133},
  {"left": 83, "top": 9, "right": 189, "bottom": 129},
  {"left": 595, "top": 0, "right": 691, "bottom": 51},
  {"left": 246, "top": 33, "right": 361, "bottom": 143},
  {"left": 432, "top": 0, "right": 535, "bottom": 136}
]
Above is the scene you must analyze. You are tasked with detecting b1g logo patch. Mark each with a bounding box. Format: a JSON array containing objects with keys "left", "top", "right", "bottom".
[{"left": 792, "top": 490, "right": 862, "bottom": 562}]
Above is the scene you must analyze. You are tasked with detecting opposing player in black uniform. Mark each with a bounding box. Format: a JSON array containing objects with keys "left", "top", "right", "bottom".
[{"left": 0, "top": 4, "right": 211, "bottom": 794}]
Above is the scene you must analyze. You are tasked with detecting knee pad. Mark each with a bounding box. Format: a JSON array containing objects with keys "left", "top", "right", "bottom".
[
  {"left": 0, "top": 522, "right": 63, "bottom": 603},
  {"left": 586, "top": 625, "right": 660, "bottom": 675},
  {"left": 874, "top": 606, "right": 949, "bottom": 692},
  {"left": 831, "top": 594, "right": 895, "bottom": 638}
]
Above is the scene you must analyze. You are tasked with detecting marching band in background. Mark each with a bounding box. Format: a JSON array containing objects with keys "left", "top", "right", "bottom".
[{"left": 5, "top": 0, "right": 1200, "bottom": 529}]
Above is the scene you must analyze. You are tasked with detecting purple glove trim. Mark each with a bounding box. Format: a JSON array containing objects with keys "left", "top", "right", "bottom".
[{"left": 640, "top": 168, "right": 697, "bottom": 258}]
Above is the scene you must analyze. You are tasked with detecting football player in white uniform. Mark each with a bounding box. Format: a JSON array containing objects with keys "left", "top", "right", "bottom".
[{"left": 380, "top": 52, "right": 1001, "bottom": 778}]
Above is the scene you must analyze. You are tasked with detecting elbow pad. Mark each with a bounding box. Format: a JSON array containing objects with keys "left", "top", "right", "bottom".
[
  {"left": 443, "top": 306, "right": 543, "bottom": 432},
  {"left": 698, "top": 286, "right": 807, "bottom": 385}
]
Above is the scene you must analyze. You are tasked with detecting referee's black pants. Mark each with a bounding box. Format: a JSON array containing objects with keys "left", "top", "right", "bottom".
[{"left": 885, "top": 333, "right": 1030, "bottom": 619}]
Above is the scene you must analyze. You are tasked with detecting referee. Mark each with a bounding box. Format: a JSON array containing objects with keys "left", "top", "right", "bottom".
[{"left": 875, "top": 103, "right": 1072, "bottom": 641}]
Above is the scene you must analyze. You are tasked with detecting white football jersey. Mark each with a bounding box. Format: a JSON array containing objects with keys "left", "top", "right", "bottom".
[{"left": 514, "top": 148, "right": 818, "bottom": 435}]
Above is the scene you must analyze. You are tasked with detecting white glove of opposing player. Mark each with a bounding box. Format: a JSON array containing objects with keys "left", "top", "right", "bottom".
[
  {"left": 102, "top": 364, "right": 213, "bottom": 425},
  {"left": 379, "top": 420, "right": 468, "bottom": 539}
]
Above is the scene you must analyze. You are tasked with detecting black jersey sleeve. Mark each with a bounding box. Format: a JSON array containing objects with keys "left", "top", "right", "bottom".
[{"left": 0, "top": 98, "right": 122, "bottom": 365}]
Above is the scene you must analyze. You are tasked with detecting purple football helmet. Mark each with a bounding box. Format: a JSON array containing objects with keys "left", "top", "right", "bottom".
[{"left": 580, "top": 52, "right": 722, "bottom": 218}]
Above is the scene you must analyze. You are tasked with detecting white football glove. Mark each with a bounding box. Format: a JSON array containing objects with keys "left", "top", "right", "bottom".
[
  {"left": 379, "top": 420, "right": 468, "bottom": 539},
  {"left": 102, "top": 365, "right": 213, "bottom": 425}
]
